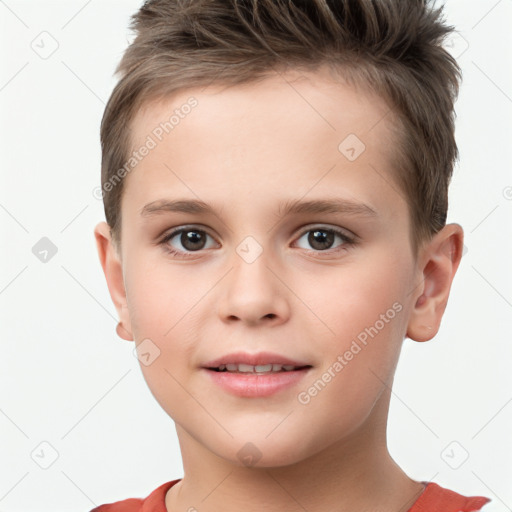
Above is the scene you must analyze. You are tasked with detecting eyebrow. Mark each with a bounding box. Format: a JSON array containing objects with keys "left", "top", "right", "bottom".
[{"left": 140, "top": 197, "right": 378, "bottom": 219}]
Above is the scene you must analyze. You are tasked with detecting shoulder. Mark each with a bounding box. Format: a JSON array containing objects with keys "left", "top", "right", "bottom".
[
  {"left": 408, "top": 481, "right": 491, "bottom": 512},
  {"left": 89, "top": 479, "right": 181, "bottom": 512}
]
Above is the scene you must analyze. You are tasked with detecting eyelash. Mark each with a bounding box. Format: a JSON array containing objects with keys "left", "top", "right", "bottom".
[{"left": 158, "top": 225, "right": 356, "bottom": 259}]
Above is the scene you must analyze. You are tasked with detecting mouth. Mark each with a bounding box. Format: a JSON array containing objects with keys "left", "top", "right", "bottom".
[
  {"left": 201, "top": 352, "right": 313, "bottom": 397},
  {"left": 208, "top": 363, "right": 312, "bottom": 374}
]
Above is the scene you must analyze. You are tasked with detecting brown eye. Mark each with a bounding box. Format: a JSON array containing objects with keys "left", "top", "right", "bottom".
[
  {"left": 307, "top": 229, "right": 335, "bottom": 250},
  {"left": 177, "top": 230, "right": 208, "bottom": 251},
  {"left": 160, "top": 227, "right": 217, "bottom": 257},
  {"left": 294, "top": 226, "right": 354, "bottom": 252}
]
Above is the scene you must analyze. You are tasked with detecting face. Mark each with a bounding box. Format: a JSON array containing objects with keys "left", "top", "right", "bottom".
[{"left": 100, "top": 67, "right": 428, "bottom": 467}]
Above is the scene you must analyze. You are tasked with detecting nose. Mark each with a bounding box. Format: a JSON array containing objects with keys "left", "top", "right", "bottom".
[{"left": 216, "top": 249, "right": 290, "bottom": 327}]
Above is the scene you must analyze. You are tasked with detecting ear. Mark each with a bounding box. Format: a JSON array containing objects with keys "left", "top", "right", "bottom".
[
  {"left": 406, "top": 223, "right": 464, "bottom": 342},
  {"left": 94, "top": 221, "right": 133, "bottom": 341}
]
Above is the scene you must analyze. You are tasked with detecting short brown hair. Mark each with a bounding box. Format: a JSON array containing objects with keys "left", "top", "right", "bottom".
[{"left": 100, "top": 0, "right": 462, "bottom": 258}]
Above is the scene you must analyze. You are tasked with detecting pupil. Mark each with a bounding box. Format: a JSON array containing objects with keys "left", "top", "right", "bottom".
[{"left": 309, "top": 230, "right": 333, "bottom": 250}]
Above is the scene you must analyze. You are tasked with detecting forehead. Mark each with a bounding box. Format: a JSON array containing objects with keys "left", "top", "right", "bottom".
[
  {"left": 123, "top": 67, "right": 406, "bottom": 226},
  {"left": 131, "top": 67, "right": 393, "bottom": 150}
]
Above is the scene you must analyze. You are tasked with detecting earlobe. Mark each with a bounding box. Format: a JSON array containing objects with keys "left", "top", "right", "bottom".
[
  {"left": 94, "top": 221, "right": 134, "bottom": 341},
  {"left": 116, "top": 320, "right": 133, "bottom": 341},
  {"left": 406, "top": 223, "right": 464, "bottom": 343}
]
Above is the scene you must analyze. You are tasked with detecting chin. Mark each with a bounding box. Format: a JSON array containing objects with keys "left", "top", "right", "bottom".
[{"left": 209, "top": 433, "right": 317, "bottom": 469}]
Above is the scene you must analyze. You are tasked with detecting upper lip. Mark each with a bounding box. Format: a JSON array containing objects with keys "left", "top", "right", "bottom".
[{"left": 202, "top": 351, "right": 311, "bottom": 368}]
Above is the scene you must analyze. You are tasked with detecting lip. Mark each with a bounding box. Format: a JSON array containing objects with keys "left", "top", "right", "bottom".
[
  {"left": 202, "top": 351, "right": 310, "bottom": 368},
  {"left": 201, "top": 351, "right": 312, "bottom": 398}
]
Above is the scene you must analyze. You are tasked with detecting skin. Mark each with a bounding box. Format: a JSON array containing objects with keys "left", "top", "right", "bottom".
[{"left": 94, "top": 65, "right": 464, "bottom": 511}]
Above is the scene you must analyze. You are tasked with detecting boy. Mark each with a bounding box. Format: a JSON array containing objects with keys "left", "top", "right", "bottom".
[{"left": 92, "top": 0, "right": 492, "bottom": 510}]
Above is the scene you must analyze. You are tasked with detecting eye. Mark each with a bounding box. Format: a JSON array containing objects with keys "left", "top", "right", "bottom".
[
  {"left": 158, "top": 224, "right": 356, "bottom": 259},
  {"left": 293, "top": 226, "right": 355, "bottom": 253},
  {"left": 159, "top": 226, "right": 218, "bottom": 258}
]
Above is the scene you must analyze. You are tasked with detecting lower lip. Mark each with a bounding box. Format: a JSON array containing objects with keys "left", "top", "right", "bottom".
[{"left": 203, "top": 368, "right": 311, "bottom": 397}]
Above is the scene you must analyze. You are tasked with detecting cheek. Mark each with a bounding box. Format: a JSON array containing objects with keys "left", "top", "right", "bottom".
[
  {"left": 124, "top": 254, "right": 199, "bottom": 340},
  {"left": 123, "top": 256, "right": 208, "bottom": 404},
  {"left": 290, "top": 253, "right": 409, "bottom": 411},
  {"left": 296, "top": 252, "right": 409, "bottom": 346}
]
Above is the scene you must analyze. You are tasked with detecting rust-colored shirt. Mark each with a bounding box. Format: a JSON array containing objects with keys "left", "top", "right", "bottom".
[{"left": 90, "top": 479, "right": 491, "bottom": 512}]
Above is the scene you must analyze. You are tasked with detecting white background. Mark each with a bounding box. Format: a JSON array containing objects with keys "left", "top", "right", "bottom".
[{"left": 0, "top": 0, "right": 511, "bottom": 510}]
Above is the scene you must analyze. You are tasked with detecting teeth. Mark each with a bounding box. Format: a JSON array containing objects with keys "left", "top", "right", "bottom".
[
  {"left": 255, "top": 364, "right": 273, "bottom": 372},
  {"left": 215, "top": 363, "right": 301, "bottom": 373}
]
